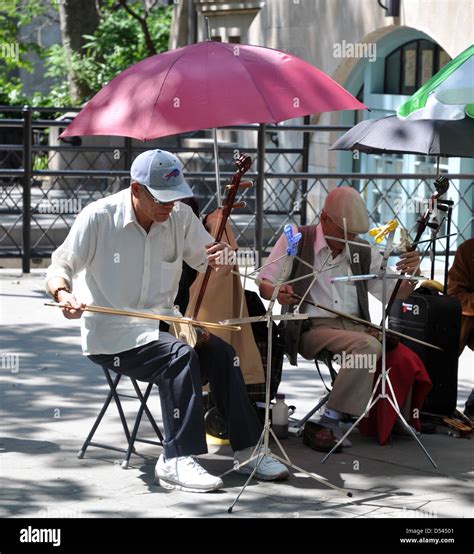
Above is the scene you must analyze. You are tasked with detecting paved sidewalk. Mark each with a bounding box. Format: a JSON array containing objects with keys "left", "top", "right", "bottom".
[{"left": 1, "top": 271, "right": 472, "bottom": 518}]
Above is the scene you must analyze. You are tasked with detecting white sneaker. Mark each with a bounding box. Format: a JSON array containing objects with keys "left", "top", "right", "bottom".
[
  {"left": 234, "top": 446, "right": 289, "bottom": 481},
  {"left": 154, "top": 454, "right": 223, "bottom": 493}
]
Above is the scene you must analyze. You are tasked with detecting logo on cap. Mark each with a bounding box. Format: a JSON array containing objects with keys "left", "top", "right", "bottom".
[{"left": 164, "top": 168, "right": 180, "bottom": 181}]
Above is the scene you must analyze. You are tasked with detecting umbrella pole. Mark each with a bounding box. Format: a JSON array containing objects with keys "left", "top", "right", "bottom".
[
  {"left": 255, "top": 123, "right": 266, "bottom": 268},
  {"left": 212, "top": 128, "right": 222, "bottom": 207},
  {"left": 204, "top": 18, "right": 222, "bottom": 207},
  {"left": 205, "top": 16, "right": 211, "bottom": 41}
]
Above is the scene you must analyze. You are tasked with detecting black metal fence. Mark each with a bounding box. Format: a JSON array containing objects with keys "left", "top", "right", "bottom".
[{"left": 1, "top": 106, "right": 473, "bottom": 272}]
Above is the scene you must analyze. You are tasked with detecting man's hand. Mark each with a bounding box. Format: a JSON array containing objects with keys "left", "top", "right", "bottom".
[
  {"left": 396, "top": 249, "right": 422, "bottom": 300},
  {"left": 277, "top": 284, "right": 298, "bottom": 305},
  {"left": 364, "top": 326, "right": 382, "bottom": 341},
  {"left": 206, "top": 242, "right": 234, "bottom": 271},
  {"left": 259, "top": 279, "right": 298, "bottom": 305},
  {"left": 396, "top": 250, "right": 421, "bottom": 275},
  {"left": 57, "top": 290, "right": 86, "bottom": 319}
]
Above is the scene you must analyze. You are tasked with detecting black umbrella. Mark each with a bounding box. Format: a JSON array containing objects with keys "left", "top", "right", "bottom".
[
  {"left": 331, "top": 114, "right": 473, "bottom": 292},
  {"left": 330, "top": 115, "right": 474, "bottom": 159}
]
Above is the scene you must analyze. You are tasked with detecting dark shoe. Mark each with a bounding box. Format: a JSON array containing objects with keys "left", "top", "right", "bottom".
[
  {"left": 204, "top": 407, "right": 228, "bottom": 440},
  {"left": 392, "top": 420, "right": 420, "bottom": 436},
  {"left": 303, "top": 421, "right": 343, "bottom": 453},
  {"left": 463, "top": 407, "right": 474, "bottom": 426},
  {"left": 420, "top": 420, "right": 437, "bottom": 434},
  {"left": 317, "top": 415, "right": 352, "bottom": 447}
]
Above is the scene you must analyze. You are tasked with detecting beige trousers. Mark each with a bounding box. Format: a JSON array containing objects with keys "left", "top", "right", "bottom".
[{"left": 299, "top": 317, "right": 382, "bottom": 416}]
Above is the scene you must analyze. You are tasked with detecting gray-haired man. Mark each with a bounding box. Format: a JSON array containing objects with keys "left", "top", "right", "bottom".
[{"left": 259, "top": 187, "right": 422, "bottom": 446}]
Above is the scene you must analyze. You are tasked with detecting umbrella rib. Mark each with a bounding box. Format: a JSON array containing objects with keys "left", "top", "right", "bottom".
[
  {"left": 143, "top": 44, "right": 199, "bottom": 140},
  {"left": 236, "top": 52, "right": 280, "bottom": 123}
]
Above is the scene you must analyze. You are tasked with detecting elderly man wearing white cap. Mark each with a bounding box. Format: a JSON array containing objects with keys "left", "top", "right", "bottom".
[
  {"left": 258, "top": 187, "right": 422, "bottom": 448},
  {"left": 46, "top": 149, "right": 288, "bottom": 492}
]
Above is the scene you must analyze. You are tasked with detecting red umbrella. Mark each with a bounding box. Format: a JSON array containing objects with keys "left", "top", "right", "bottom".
[{"left": 60, "top": 41, "right": 366, "bottom": 141}]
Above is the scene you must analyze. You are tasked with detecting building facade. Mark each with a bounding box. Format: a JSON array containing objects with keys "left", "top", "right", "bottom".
[{"left": 170, "top": 0, "right": 474, "bottom": 246}]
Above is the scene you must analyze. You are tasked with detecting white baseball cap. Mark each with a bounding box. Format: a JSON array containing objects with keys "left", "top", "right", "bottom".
[{"left": 130, "top": 149, "right": 193, "bottom": 203}]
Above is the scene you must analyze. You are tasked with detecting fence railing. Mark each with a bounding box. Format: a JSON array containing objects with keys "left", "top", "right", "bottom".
[{"left": 1, "top": 106, "right": 473, "bottom": 272}]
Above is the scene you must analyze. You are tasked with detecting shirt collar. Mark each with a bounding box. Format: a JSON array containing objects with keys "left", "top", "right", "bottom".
[
  {"left": 315, "top": 222, "right": 330, "bottom": 255},
  {"left": 123, "top": 188, "right": 175, "bottom": 234},
  {"left": 123, "top": 188, "right": 138, "bottom": 228}
]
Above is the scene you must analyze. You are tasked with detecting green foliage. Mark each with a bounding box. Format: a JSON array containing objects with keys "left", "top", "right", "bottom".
[
  {"left": 0, "top": 0, "right": 50, "bottom": 105},
  {"left": 32, "top": 152, "right": 48, "bottom": 171},
  {"left": 0, "top": 0, "right": 47, "bottom": 73},
  {"left": 82, "top": 2, "right": 171, "bottom": 88},
  {"left": 0, "top": 0, "right": 172, "bottom": 107}
]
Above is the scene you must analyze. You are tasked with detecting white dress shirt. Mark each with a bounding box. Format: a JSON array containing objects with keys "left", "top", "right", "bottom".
[
  {"left": 46, "top": 188, "right": 214, "bottom": 355},
  {"left": 258, "top": 223, "right": 396, "bottom": 318}
]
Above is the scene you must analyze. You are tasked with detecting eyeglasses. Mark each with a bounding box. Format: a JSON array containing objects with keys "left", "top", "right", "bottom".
[{"left": 142, "top": 186, "right": 175, "bottom": 206}]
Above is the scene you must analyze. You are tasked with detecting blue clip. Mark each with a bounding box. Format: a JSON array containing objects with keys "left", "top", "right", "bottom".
[{"left": 284, "top": 224, "right": 302, "bottom": 256}]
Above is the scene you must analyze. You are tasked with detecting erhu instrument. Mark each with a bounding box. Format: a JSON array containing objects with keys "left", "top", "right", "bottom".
[
  {"left": 171, "top": 154, "right": 253, "bottom": 347},
  {"left": 382, "top": 175, "right": 449, "bottom": 322}
]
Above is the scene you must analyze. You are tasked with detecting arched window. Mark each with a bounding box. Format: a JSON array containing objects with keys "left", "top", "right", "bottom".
[{"left": 384, "top": 39, "right": 450, "bottom": 95}]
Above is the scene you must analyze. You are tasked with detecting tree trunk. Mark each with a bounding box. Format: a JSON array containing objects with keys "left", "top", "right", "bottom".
[{"left": 58, "top": 0, "right": 100, "bottom": 103}]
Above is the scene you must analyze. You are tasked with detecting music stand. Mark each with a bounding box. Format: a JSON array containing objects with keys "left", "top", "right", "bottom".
[{"left": 219, "top": 225, "right": 354, "bottom": 513}]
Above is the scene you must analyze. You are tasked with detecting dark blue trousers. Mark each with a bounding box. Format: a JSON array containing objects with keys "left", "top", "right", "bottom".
[{"left": 88, "top": 332, "right": 262, "bottom": 459}]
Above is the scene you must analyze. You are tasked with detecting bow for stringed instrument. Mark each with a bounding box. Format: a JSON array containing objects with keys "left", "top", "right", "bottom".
[{"left": 170, "top": 154, "right": 253, "bottom": 347}]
